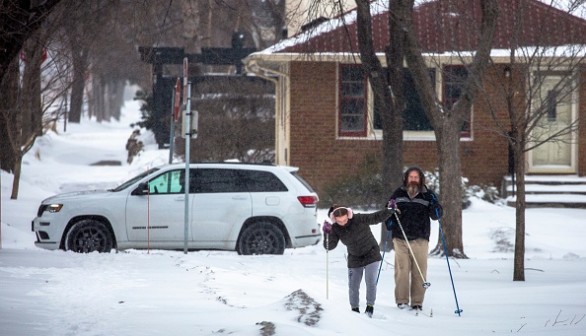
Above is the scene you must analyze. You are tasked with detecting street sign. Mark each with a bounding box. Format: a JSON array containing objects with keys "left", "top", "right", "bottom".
[{"left": 182, "top": 57, "right": 188, "bottom": 106}]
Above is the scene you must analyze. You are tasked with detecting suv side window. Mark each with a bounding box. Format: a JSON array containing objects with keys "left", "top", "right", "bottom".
[
  {"left": 190, "top": 168, "right": 288, "bottom": 193},
  {"left": 148, "top": 170, "right": 184, "bottom": 194},
  {"left": 240, "top": 170, "right": 288, "bottom": 192},
  {"left": 193, "top": 169, "right": 246, "bottom": 193}
]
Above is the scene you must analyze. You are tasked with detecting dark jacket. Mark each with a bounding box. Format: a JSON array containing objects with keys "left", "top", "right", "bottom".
[
  {"left": 324, "top": 208, "right": 394, "bottom": 268},
  {"left": 388, "top": 185, "right": 441, "bottom": 241}
]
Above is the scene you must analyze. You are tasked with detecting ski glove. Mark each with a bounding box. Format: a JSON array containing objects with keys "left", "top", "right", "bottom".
[
  {"left": 429, "top": 194, "right": 443, "bottom": 220},
  {"left": 322, "top": 220, "right": 332, "bottom": 234},
  {"left": 430, "top": 203, "right": 443, "bottom": 220},
  {"left": 387, "top": 199, "right": 401, "bottom": 214}
]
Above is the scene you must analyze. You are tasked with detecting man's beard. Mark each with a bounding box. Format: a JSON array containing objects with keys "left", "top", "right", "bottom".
[{"left": 407, "top": 181, "right": 420, "bottom": 199}]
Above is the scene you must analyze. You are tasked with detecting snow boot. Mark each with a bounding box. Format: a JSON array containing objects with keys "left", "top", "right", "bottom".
[{"left": 365, "top": 305, "right": 374, "bottom": 318}]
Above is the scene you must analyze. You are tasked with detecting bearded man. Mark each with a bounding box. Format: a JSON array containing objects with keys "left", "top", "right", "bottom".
[{"left": 385, "top": 166, "right": 443, "bottom": 312}]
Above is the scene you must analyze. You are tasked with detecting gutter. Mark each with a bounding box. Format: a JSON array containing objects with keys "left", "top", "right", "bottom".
[{"left": 243, "top": 59, "right": 288, "bottom": 82}]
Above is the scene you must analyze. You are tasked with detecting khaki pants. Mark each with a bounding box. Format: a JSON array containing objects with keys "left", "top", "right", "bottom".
[{"left": 393, "top": 238, "right": 428, "bottom": 306}]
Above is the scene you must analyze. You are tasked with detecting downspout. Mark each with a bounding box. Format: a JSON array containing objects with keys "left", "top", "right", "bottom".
[{"left": 244, "top": 60, "right": 290, "bottom": 165}]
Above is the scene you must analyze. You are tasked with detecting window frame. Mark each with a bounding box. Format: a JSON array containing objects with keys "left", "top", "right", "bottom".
[
  {"left": 336, "top": 63, "right": 473, "bottom": 141},
  {"left": 338, "top": 64, "right": 368, "bottom": 137},
  {"left": 442, "top": 64, "right": 472, "bottom": 139}
]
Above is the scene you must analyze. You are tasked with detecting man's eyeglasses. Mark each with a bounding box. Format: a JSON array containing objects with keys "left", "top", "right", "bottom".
[{"left": 332, "top": 207, "right": 348, "bottom": 217}]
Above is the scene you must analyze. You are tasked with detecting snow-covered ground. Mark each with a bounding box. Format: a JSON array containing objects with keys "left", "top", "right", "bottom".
[{"left": 2, "top": 92, "right": 586, "bottom": 335}]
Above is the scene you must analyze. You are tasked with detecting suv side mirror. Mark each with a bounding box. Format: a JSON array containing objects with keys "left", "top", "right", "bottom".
[{"left": 131, "top": 182, "right": 149, "bottom": 196}]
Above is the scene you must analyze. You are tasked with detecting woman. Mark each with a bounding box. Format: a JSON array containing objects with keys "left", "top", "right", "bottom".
[{"left": 323, "top": 204, "right": 396, "bottom": 317}]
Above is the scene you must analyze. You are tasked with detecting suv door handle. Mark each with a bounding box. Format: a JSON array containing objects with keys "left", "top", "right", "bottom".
[{"left": 231, "top": 196, "right": 248, "bottom": 200}]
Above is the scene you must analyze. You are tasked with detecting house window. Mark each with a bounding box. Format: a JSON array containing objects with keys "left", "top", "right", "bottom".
[
  {"left": 339, "top": 64, "right": 470, "bottom": 138},
  {"left": 443, "top": 65, "right": 471, "bottom": 136},
  {"left": 373, "top": 69, "right": 435, "bottom": 132},
  {"left": 339, "top": 64, "right": 367, "bottom": 136}
]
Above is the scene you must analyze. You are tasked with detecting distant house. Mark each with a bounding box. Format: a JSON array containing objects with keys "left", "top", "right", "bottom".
[{"left": 244, "top": 0, "right": 586, "bottom": 199}]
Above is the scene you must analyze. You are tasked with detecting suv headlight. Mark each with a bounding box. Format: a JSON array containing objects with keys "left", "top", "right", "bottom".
[{"left": 47, "top": 204, "right": 63, "bottom": 213}]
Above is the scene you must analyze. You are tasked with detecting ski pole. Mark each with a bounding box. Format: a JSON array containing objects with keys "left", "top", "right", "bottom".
[
  {"left": 394, "top": 212, "right": 430, "bottom": 288},
  {"left": 438, "top": 220, "right": 462, "bottom": 316},
  {"left": 323, "top": 220, "right": 331, "bottom": 300},
  {"left": 376, "top": 229, "right": 391, "bottom": 284},
  {"left": 431, "top": 194, "right": 463, "bottom": 316},
  {"left": 326, "top": 231, "right": 329, "bottom": 300}
]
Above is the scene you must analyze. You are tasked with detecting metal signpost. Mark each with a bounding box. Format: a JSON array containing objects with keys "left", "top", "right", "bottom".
[
  {"left": 181, "top": 57, "right": 198, "bottom": 254},
  {"left": 183, "top": 58, "right": 190, "bottom": 254}
]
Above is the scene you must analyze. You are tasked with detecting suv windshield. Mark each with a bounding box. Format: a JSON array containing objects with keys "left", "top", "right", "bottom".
[{"left": 110, "top": 167, "right": 160, "bottom": 192}]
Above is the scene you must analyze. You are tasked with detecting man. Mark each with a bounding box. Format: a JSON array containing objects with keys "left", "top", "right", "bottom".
[
  {"left": 386, "top": 167, "right": 443, "bottom": 311},
  {"left": 323, "top": 205, "right": 395, "bottom": 317}
]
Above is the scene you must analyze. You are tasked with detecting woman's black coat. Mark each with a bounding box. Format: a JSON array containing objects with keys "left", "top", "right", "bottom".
[{"left": 324, "top": 209, "right": 394, "bottom": 268}]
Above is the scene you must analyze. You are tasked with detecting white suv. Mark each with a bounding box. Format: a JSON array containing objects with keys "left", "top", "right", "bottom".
[{"left": 32, "top": 163, "right": 321, "bottom": 254}]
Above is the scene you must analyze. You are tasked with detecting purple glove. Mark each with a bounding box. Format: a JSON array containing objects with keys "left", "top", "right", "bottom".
[
  {"left": 322, "top": 220, "right": 332, "bottom": 234},
  {"left": 387, "top": 199, "right": 400, "bottom": 214}
]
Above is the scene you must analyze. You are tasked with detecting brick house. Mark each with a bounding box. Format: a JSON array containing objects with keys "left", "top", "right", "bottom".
[{"left": 243, "top": 0, "right": 586, "bottom": 200}]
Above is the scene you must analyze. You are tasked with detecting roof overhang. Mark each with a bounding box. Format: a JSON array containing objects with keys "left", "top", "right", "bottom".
[{"left": 245, "top": 44, "right": 586, "bottom": 70}]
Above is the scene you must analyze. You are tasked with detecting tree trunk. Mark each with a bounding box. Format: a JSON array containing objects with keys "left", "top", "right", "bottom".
[
  {"left": 513, "top": 139, "right": 526, "bottom": 281},
  {"left": 10, "top": 153, "right": 23, "bottom": 200},
  {"left": 92, "top": 75, "right": 105, "bottom": 121},
  {"left": 0, "top": 58, "right": 20, "bottom": 172},
  {"left": 354, "top": 0, "right": 404, "bottom": 251},
  {"left": 104, "top": 79, "right": 125, "bottom": 121},
  {"left": 69, "top": 50, "right": 86, "bottom": 123},
  {"left": 431, "top": 121, "right": 465, "bottom": 257},
  {"left": 380, "top": 0, "right": 409, "bottom": 250},
  {"left": 10, "top": 72, "right": 24, "bottom": 199},
  {"left": 21, "top": 31, "right": 44, "bottom": 140},
  {"left": 109, "top": 79, "right": 125, "bottom": 121}
]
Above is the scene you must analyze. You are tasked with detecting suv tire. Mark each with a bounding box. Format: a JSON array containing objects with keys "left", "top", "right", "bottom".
[
  {"left": 237, "top": 221, "right": 286, "bottom": 255},
  {"left": 65, "top": 219, "right": 114, "bottom": 253}
]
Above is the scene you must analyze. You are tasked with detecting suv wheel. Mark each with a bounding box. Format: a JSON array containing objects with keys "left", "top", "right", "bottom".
[
  {"left": 65, "top": 219, "right": 114, "bottom": 253},
  {"left": 237, "top": 221, "right": 285, "bottom": 255}
]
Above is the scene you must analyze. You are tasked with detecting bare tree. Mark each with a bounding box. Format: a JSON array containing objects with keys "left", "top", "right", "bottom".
[
  {"left": 399, "top": 0, "right": 499, "bottom": 257},
  {"left": 481, "top": 1, "right": 586, "bottom": 280},
  {"left": 0, "top": 0, "right": 63, "bottom": 178},
  {"left": 0, "top": 0, "right": 62, "bottom": 86},
  {"left": 60, "top": 0, "right": 119, "bottom": 123},
  {"left": 1, "top": 5, "right": 74, "bottom": 199}
]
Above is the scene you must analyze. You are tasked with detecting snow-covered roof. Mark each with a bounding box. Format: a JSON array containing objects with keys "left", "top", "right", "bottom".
[{"left": 255, "top": 0, "right": 586, "bottom": 57}]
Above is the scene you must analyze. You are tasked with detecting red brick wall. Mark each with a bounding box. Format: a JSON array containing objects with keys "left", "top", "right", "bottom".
[{"left": 288, "top": 61, "right": 583, "bottom": 198}]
